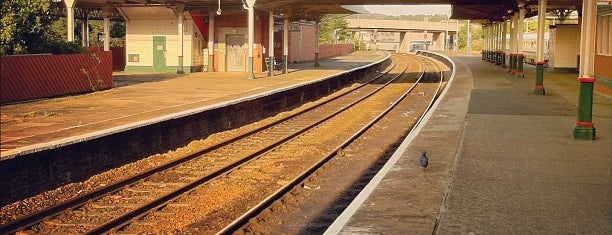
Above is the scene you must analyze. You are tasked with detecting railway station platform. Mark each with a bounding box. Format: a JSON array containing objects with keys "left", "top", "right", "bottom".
[
  {"left": 0, "top": 51, "right": 387, "bottom": 160},
  {"left": 326, "top": 54, "right": 611, "bottom": 234}
]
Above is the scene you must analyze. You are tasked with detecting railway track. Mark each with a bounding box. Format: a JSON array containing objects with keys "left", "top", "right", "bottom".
[
  {"left": 0, "top": 53, "right": 446, "bottom": 234},
  {"left": 221, "top": 54, "right": 445, "bottom": 234}
]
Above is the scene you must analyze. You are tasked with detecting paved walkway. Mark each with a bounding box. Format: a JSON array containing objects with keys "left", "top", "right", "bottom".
[
  {"left": 0, "top": 52, "right": 388, "bottom": 160},
  {"left": 326, "top": 54, "right": 611, "bottom": 234}
]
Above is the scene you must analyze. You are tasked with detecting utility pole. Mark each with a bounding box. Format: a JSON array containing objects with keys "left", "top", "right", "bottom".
[{"left": 467, "top": 19, "right": 471, "bottom": 55}]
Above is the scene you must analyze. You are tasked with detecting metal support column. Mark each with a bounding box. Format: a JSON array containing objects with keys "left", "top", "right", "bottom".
[
  {"left": 534, "top": 0, "right": 547, "bottom": 94},
  {"left": 482, "top": 25, "right": 487, "bottom": 60},
  {"left": 208, "top": 13, "right": 215, "bottom": 72},
  {"left": 501, "top": 20, "right": 507, "bottom": 68},
  {"left": 510, "top": 13, "right": 518, "bottom": 74},
  {"left": 246, "top": 0, "right": 256, "bottom": 79},
  {"left": 65, "top": 0, "right": 76, "bottom": 42},
  {"left": 314, "top": 20, "right": 320, "bottom": 67},
  {"left": 573, "top": 0, "right": 597, "bottom": 140},
  {"left": 516, "top": 7, "right": 526, "bottom": 78},
  {"left": 466, "top": 19, "right": 471, "bottom": 55},
  {"left": 177, "top": 5, "right": 185, "bottom": 74},
  {"left": 283, "top": 14, "right": 289, "bottom": 74},
  {"left": 490, "top": 24, "right": 494, "bottom": 63},
  {"left": 102, "top": 8, "right": 111, "bottom": 52},
  {"left": 495, "top": 23, "right": 501, "bottom": 65},
  {"left": 268, "top": 11, "right": 275, "bottom": 76},
  {"left": 82, "top": 12, "right": 88, "bottom": 47}
]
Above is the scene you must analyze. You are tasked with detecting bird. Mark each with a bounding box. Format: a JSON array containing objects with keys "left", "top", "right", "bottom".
[{"left": 420, "top": 151, "right": 428, "bottom": 169}]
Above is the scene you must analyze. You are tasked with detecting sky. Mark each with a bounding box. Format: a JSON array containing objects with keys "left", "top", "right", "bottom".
[{"left": 345, "top": 5, "right": 452, "bottom": 16}]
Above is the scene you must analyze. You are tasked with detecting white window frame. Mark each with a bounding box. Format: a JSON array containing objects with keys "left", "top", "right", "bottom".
[{"left": 596, "top": 14, "right": 611, "bottom": 56}]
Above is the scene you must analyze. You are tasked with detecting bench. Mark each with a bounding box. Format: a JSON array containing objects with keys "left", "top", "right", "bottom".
[{"left": 265, "top": 57, "right": 283, "bottom": 71}]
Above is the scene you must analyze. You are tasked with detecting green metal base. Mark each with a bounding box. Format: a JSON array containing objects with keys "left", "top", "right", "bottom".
[
  {"left": 282, "top": 55, "right": 289, "bottom": 74},
  {"left": 516, "top": 55, "right": 524, "bottom": 78},
  {"left": 246, "top": 57, "right": 255, "bottom": 79},
  {"left": 573, "top": 125, "right": 596, "bottom": 140},
  {"left": 177, "top": 56, "right": 184, "bottom": 74},
  {"left": 268, "top": 56, "right": 274, "bottom": 77},
  {"left": 533, "top": 63, "right": 544, "bottom": 94},
  {"left": 207, "top": 55, "right": 215, "bottom": 72},
  {"left": 533, "top": 88, "right": 545, "bottom": 95}
]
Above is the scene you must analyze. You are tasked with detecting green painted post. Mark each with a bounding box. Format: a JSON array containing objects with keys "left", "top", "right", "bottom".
[
  {"left": 208, "top": 55, "right": 215, "bottom": 72},
  {"left": 509, "top": 54, "right": 515, "bottom": 73},
  {"left": 268, "top": 57, "right": 274, "bottom": 76},
  {"left": 573, "top": 77, "right": 596, "bottom": 140},
  {"left": 533, "top": 62, "right": 545, "bottom": 95},
  {"left": 177, "top": 56, "right": 184, "bottom": 74},
  {"left": 247, "top": 57, "right": 255, "bottom": 79},
  {"left": 516, "top": 54, "right": 524, "bottom": 78},
  {"left": 283, "top": 55, "right": 288, "bottom": 74}
]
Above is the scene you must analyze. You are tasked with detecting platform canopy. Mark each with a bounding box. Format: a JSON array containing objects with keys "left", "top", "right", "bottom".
[{"left": 67, "top": 0, "right": 583, "bottom": 21}]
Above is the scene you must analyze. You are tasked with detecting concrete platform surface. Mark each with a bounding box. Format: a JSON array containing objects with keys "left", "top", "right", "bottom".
[
  {"left": 326, "top": 54, "right": 611, "bottom": 234},
  {"left": 0, "top": 51, "right": 387, "bottom": 160}
]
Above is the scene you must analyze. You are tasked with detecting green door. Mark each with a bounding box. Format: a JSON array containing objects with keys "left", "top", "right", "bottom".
[{"left": 153, "top": 36, "right": 167, "bottom": 72}]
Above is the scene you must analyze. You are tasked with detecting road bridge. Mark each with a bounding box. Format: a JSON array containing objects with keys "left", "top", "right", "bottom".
[{"left": 345, "top": 18, "right": 460, "bottom": 52}]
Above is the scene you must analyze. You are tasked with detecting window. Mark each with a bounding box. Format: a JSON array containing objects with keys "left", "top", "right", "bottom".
[
  {"left": 597, "top": 14, "right": 611, "bottom": 55},
  {"left": 128, "top": 54, "right": 140, "bottom": 62}
]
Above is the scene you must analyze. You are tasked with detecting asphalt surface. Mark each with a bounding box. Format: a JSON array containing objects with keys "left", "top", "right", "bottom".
[{"left": 326, "top": 54, "right": 611, "bottom": 235}]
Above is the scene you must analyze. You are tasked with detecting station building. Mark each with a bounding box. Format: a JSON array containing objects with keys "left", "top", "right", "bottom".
[{"left": 121, "top": 7, "right": 326, "bottom": 74}]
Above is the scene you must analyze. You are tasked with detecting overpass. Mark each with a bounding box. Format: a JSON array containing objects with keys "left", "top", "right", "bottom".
[{"left": 345, "top": 18, "right": 460, "bottom": 52}]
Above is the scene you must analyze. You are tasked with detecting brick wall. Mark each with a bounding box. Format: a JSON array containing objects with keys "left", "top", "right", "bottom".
[
  {"left": 320, "top": 44, "right": 355, "bottom": 59},
  {"left": 595, "top": 54, "right": 611, "bottom": 96}
]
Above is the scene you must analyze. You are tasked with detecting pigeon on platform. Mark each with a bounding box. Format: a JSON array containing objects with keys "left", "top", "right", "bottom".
[{"left": 420, "top": 151, "right": 428, "bottom": 169}]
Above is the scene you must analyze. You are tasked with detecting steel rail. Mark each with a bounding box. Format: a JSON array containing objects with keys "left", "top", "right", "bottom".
[
  {"left": 217, "top": 54, "right": 445, "bottom": 234},
  {"left": 85, "top": 55, "right": 410, "bottom": 235},
  {"left": 0, "top": 56, "right": 397, "bottom": 235},
  {"left": 0, "top": 59, "right": 395, "bottom": 235}
]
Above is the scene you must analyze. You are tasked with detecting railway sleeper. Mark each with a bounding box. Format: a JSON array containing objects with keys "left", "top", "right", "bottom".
[
  {"left": 41, "top": 220, "right": 98, "bottom": 228},
  {"left": 124, "top": 188, "right": 173, "bottom": 194},
  {"left": 89, "top": 202, "right": 141, "bottom": 209},
  {"left": 141, "top": 182, "right": 185, "bottom": 187}
]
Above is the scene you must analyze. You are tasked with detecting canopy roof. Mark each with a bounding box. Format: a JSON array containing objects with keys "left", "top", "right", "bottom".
[{"left": 65, "top": 0, "right": 583, "bottom": 22}]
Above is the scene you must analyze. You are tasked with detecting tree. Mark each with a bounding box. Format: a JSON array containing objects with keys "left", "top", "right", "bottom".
[
  {"left": 457, "top": 22, "right": 482, "bottom": 52},
  {"left": 319, "top": 15, "right": 349, "bottom": 45},
  {"left": 1, "top": 0, "right": 80, "bottom": 55}
]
